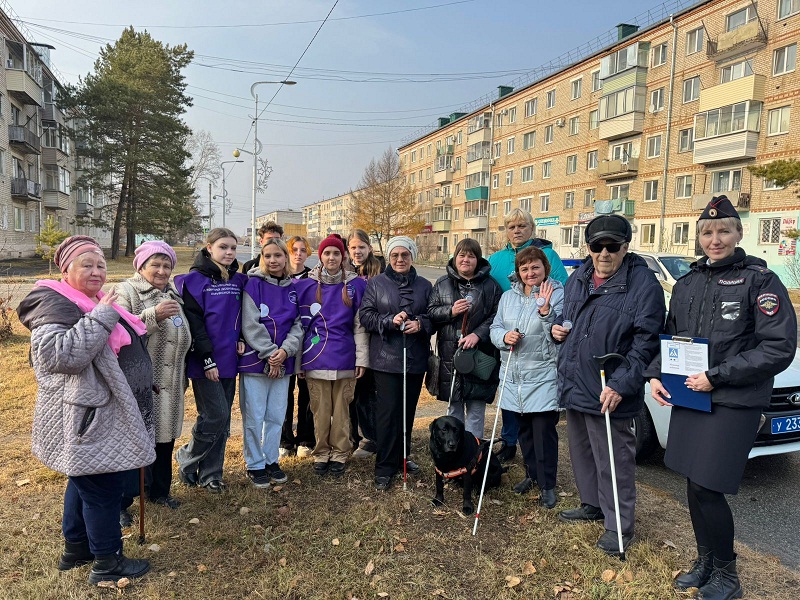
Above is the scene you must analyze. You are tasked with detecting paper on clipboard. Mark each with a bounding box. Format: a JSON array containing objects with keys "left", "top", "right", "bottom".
[{"left": 660, "top": 336, "right": 708, "bottom": 376}]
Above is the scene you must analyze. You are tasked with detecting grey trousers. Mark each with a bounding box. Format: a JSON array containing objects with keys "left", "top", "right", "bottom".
[{"left": 566, "top": 409, "right": 637, "bottom": 535}]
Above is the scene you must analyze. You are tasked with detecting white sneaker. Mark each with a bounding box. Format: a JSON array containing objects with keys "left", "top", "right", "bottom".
[
  {"left": 296, "top": 445, "right": 313, "bottom": 458},
  {"left": 352, "top": 447, "right": 376, "bottom": 458}
]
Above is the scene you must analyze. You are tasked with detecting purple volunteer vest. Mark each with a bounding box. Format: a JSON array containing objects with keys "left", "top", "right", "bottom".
[
  {"left": 175, "top": 271, "right": 246, "bottom": 379},
  {"left": 295, "top": 277, "right": 366, "bottom": 372},
  {"left": 238, "top": 277, "right": 299, "bottom": 375}
]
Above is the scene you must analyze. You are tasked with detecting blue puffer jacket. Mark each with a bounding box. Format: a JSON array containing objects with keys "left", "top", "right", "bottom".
[
  {"left": 490, "top": 279, "right": 564, "bottom": 414},
  {"left": 488, "top": 238, "right": 568, "bottom": 292},
  {"left": 557, "top": 253, "right": 665, "bottom": 419}
]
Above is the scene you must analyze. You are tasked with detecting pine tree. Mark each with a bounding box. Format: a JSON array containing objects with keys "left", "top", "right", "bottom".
[{"left": 36, "top": 216, "right": 69, "bottom": 275}]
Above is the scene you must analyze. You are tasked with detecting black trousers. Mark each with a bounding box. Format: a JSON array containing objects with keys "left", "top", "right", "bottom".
[
  {"left": 517, "top": 411, "right": 559, "bottom": 490},
  {"left": 281, "top": 374, "right": 315, "bottom": 448},
  {"left": 149, "top": 440, "right": 175, "bottom": 499},
  {"left": 350, "top": 368, "right": 378, "bottom": 450},
  {"left": 373, "top": 371, "right": 424, "bottom": 478}
]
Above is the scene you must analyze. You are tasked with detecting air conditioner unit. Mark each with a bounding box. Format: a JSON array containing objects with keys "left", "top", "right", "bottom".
[
  {"left": 555, "top": 118, "right": 566, "bottom": 127},
  {"left": 500, "top": 109, "right": 509, "bottom": 116}
]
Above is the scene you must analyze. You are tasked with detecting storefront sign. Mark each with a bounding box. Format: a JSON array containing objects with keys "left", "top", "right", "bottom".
[
  {"left": 535, "top": 216, "right": 560, "bottom": 227},
  {"left": 778, "top": 217, "right": 798, "bottom": 256}
]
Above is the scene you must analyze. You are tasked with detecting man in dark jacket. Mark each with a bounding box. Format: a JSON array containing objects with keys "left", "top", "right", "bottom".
[{"left": 551, "top": 214, "right": 665, "bottom": 555}]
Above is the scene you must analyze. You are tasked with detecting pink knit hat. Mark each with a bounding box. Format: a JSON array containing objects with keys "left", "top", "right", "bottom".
[
  {"left": 54, "top": 235, "right": 103, "bottom": 274},
  {"left": 133, "top": 240, "right": 177, "bottom": 271}
]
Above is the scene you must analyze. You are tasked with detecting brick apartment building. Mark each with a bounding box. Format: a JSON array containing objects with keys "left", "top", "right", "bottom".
[{"left": 399, "top": 0, "right": 800, "bottom": 279}]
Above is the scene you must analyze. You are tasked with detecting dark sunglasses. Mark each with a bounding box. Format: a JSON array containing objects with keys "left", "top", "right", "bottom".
[{"left": 589, "top": 242, "right": 623, "bottom": 253}]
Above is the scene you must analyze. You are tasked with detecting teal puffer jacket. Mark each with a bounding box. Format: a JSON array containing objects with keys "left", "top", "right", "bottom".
[{"left": 488, "top": 238, "right": 568, "bottom": 292}]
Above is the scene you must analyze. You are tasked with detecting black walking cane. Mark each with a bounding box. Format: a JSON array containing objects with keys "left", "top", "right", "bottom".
[
  {"left": 593, "top": 353, "right": 631, "bottom": 560},
  {"left": 138, "top": 467, "right": 146, "bottom": 545}
]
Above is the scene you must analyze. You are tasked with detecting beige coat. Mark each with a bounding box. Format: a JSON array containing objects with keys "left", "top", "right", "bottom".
[{"left": 117, "top": 273, "right": 192, "bottom": 443}]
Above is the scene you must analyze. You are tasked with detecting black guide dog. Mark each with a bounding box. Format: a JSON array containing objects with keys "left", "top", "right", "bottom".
[{"left": 429, "top": 416, "right": 504, "bottom": 515}]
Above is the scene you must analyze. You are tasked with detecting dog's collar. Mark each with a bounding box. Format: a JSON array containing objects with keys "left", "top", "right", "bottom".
[{"left": 435, "top": 435, "right": 482, "bottom": 480}]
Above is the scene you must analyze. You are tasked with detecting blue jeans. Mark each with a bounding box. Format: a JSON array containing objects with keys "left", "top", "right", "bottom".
[
  {"left": 239, "top": 373, "right": 290, "bottom": 470},
  {"left": 63, "top": 472, "right": 125, "bottom": 556},
  {"left": 176, "top": 377, "right": 236, "bottom": 485},
  {"left": 447, "top": 400, "right": 486, "bottom": 440},
  {"left": 500, "top": 408, "right": 520, "bottom": 446}
]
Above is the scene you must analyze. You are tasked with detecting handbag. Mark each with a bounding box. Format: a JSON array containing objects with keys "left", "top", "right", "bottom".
[
  {"left": 452, "top": 310, "right": 497, "bottom": 381},
  {"left": 425, "top": 348, "right": 440, "bottom": 396}
]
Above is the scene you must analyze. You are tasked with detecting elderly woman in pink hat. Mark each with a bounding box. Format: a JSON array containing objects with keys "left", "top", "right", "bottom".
[{"left": 117, "top": 240, "right": 191, "bottom": 510}]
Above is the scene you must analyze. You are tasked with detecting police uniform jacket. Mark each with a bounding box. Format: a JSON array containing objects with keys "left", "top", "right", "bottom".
[{"left": 650, "top": 247, "right": 796, "bottom": 410}]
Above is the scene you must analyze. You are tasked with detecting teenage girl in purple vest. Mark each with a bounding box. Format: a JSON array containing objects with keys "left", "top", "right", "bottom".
[
  {"left": 239, "top": 238, "right": 303, "bottom": 488},
  {"left": 295, "top": 235, "right": 369, "bottom": 478},
  {"left": 174, "top": 228, "right": 247, "bottom": 493}
]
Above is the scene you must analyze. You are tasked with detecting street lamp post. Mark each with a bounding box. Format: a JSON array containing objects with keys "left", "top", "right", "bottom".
[
  {"left": 234, "top": 79, "right": 296, "bottom": 258},
  {"left": 216, "top": 160, "right": 243, "bottom": 228}
]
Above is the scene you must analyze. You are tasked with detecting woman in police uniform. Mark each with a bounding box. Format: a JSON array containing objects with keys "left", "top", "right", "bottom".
[{"left": 648, "top": 196, "right": 796, "bottom": 600}]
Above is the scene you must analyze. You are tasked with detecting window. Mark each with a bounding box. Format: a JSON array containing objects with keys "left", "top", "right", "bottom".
[
  {"left": 727, "top": 5, "right": 757, "bottom": 32},
  {"left": 507, "top": 137, "right": 515, "bottom": 154},
  {"left": 651, "top": 87, "right": 664, "bottom": 112},
  {"left": 721, "top": 59, "right": 753, "bottom": 83},
  {"left": 711, "top": 169, "right": 742, "bottom": 193},
  {"left": 492, "top": 173, "right": 500, "bottom": 189},
  {"left": 675, "top": 175, "right": 693, "bottom": 198},
  {"left": 490, "top": 202, "right": 498, "bottom": 217},
  {"left": 564, "top": 191, "right": 575, "bottom": 208},
  {"left": 455, "top": 156, "right": 461, "bottom": 170},
  {"left": 505, "top": 169, "right": 514, "bottom": 186},
  {"left": 0, "top": 92, "right": 4, "bottom": 117},
  {"left": 694, "top": 101, "right": 761, "bottom": 139},
  {"left": 611, "top": 141, "right": 632, "bottom": 161},
  {"left": 546, "top": 89, "right": 556, "bottom": 109},
  {"left": 587, "top": 150, "right": 598, "bottom": 170},
  {"left": 544, "top": 124, "right": 554, "bottom": 144},
  {"left": 523, "top": 130, "right": 536, "bottom": 150},
  {"left": 410, "top": 172, "right": 415, "bottom": 184},
  {"left": 644, "top": 180, "right": 659, "bottom": 202},
  {"left": 0, "top": 149, "right": 5, "bottom": 176},
  {"left": 566, "top": 154, "right": 578, "bottom": 174},
  {"left": 540, "top": 194, "right": 550, "bottom": 213},
  {"left": 646, "top": 135, "right": 662, "bottom": 158},
  {"left": 426, "top": 167, "right": 431, "bottom": 180},
  {"left": 28, "top": 209, "right": 35, "bottom": 232},
  {"left": 678, "top": 128, "right": 694, "bottom": 152},
  {"left": 494, "top": 142, "right": 502, "bottom": 158},
  {"left": 652, "top": 43, "right": 668, "bottom": 67},
  {"left": 759, "top": 218, "right": 781, "bottom": 243},
  {"left": 427, "top": 144, "right": 432, "bottom": 157},
  {"left": 561, "top": 227, "right": 573, "bottom": 246},
  {"left": 508, "top": 107, "right": 517, "bottom": 123},
  {"left": 591, "top": 69, "right": 601, "bottom": 92},
  {"left": 520, "top": 197, "right": 532, "bottom": 212},
  {"left": 569, "top": 116, "right": 579, "bottom": 135},
  {"left": 14, "top": 206, "right": 24, "bottom": 231},
  {"left": 410, "top": 150, "right": 417, "bottom": 162},
  {"left": 589, "top": 109, "right": 599, "bottom": 129},
  {"left": 571, "top": 78, "right": 582, "bottom": 100},
  {"left": 774, "top": 44, "right": 797, "bottom": 75},
  {"left": 457, "top": 131, "right": 462, "bottom": 145},
  {"left": 674, "top": 222, "right": 690, "bottom": 245},
  {"left": 521, "top": 165, "right": 535, "bottom": 182},
  {"left": 641, "top": 223, "right": 656, "bottom": 245},
  {"left": 495, "top": 112, "right": 504, "bottom": 128},
  {"left": 768, "top": 106, "right": 791, "bottom": 134},
  {"left": 504, "top": 200, "right": 512, "bottom": 215},
  {"left": 454, "top": 209, "right": 460, "bottom": 221},
  {"left": 779, "top": 0, "right": 800, "bottom": 19},
  {"left": 763, "top": 178, "right": 784, "bottom": 190},
  {"left": 524, "top": 98, "right": 538, "bottom": 117},
  {"left": 599, "top": 86, "right": 641, "bottom": 119},
  {"left": 584, "top": 188, "right": 596, "bottom": 207},
  {"left": 455, "top": 183, "right": 460, "bottom": 196},
  {"left": 542, "top": 161, "right": 551, "bottom": 179},
  {"left": 467, "top": 171, "right": 489, "bottom": 189},
  {"left": 683, "top": 76, "right": 700, "bottom": 102},
  {"left": 609, "top": 184, "right": 630, "bottom": 200},
  {"left": 686, "top": 27, "right": 704, "bottom": 54}
]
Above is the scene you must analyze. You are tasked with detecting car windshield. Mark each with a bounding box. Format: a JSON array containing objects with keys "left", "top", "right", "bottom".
[{"left": 660, "top": 256, "right": 693, "bottom": 280}]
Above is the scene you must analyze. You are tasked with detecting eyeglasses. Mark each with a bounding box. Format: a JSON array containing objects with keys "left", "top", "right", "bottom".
[
  {"left": 389, "top": 252, "right": 411, "bottom": 261},
  {"left": 589, "top": 242, "right": 623, "bottom": 253}
]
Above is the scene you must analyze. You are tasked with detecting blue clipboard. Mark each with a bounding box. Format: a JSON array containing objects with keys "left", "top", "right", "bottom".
[{"left": 659, "top": 335, "right": 712, "bottom": 413}]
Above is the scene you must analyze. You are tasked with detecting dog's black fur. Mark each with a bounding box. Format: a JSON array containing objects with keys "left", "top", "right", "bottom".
[{"left": 428, "top": 415, "right": 504, "bottom": 515}]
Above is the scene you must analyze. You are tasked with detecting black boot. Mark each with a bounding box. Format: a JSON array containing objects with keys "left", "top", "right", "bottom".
[
  {"left": 697, "top": 556, "right": 742, "bottom": 600},
  {"left": 674, "top": 546, "right": 713, "bottom": 590},
  {"left": 88, "top": 550, "right": 150, "bottom": 584},
  {"left": 57, "top": 540, "right": 94, "bottom": 571}
]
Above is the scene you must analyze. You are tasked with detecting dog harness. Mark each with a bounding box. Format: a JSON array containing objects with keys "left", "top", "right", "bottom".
[{"left": 434, "top": 435, "right": 483, "bottom": 480}]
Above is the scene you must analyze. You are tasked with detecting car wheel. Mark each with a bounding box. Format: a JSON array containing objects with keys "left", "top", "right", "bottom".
[{"left": 631, "top": 407, "right": 658, "bottom": 462}]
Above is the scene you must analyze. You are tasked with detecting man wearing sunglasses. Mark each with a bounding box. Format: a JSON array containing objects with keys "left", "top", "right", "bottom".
[{"left": 551, "top": 214, "right": 665, "bottom": 556}]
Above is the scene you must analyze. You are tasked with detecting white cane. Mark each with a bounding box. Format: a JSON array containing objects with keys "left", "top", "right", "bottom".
[
  {"left": 401, "top": 320, "right": 408, "bottom": 491},
  {"left": 594, "top": 353, "right": 630, "bottom": 561},
  {"left": 473, "top": 331, "right": 517, "bottom": 536}
]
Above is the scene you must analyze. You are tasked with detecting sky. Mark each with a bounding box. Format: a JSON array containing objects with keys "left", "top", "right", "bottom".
[{"left": 13, "top": 0, "right": 684, "bottom": 234}]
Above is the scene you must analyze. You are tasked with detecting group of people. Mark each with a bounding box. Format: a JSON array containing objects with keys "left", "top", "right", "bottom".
[{"left": 17, "top": 196, "right": 796, "bottom": 599}]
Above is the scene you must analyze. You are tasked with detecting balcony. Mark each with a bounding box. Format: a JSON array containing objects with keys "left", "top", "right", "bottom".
[
  {"left": 433, "top": 168, "right": 453, "bottom": 184},
  {"left": 437, "top": 144, "right": 454, "bottom": 157},
  {"left": 707, "top": 20, "right": 766, "bottom": 62},
  {"left": 693, "top": 130, "right": 759, "bottom": 164},
  {"left": 463, "top": 215, "right": 488, "bottom": 230},
  {"left": 11, "top": 177, "right": 42, "bottom": 200},
  {"left": 699, "top": 75, "right": 765, "bottom": 113},
  {"left": 623, "top": 199, "right": 635, "bottom": 217},
  {"left": 434, "top": 194, "right": 452, "bottom": 206},
  {"left": 76, "top": 202, "right": 94, "bottom": 217},
  {"left": 41, "top": 103, "right": 65, "bottom": 125},
  {"left": 432, "top": 219, "right": 451, "bottom": 232},
  {"left": 43, "top": 190, "right": 70, "bottom": 211},
  {"left": 598, "top": 157, "right": 639, "bottom": 180},
  {"left": 691, "top": 191, "right": 750, "bottom": 211},
  {"left": 8, "top": 125, "right": 41, "bottom": 155},
  {"left": 464, "top": 186, "right": 489, "bottom": 201},
  {"left": 598, "top": 111, "right": 644, "bottom": 140},
  {"left": 5, "top": 68, "right": 43, "bottom": 106}
]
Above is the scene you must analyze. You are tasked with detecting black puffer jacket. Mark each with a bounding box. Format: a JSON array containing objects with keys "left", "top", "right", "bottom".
[
  {"left": 358, "top": 266, "right": 433, "bottom": 375},
  {"left": 428, "top": 259, "right": 502, "bottom": 403},
  {"left": 645, "top": 248, "right": 796, "bottom": 409},
  {"left": 557, "top": 253, "right": 665, "bottom": 419}
]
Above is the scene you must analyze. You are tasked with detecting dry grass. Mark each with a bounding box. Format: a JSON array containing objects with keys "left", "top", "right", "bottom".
[{"left": 1, "top": 314, "right": 799, "bottom": 599}]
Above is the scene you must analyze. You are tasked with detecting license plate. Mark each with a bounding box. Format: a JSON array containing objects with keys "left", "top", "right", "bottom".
[{"left": 771, "top": 416, "right": 800, "bottom": 435}]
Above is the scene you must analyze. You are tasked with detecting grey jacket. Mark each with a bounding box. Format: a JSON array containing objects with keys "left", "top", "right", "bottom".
[{"left": 17, "top": 287, "right": 155, "bottom": 476}]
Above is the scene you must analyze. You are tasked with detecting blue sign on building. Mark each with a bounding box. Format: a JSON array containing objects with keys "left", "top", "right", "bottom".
[{"left": 535, "top": 216, "right": 560, "bottom": 227}]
